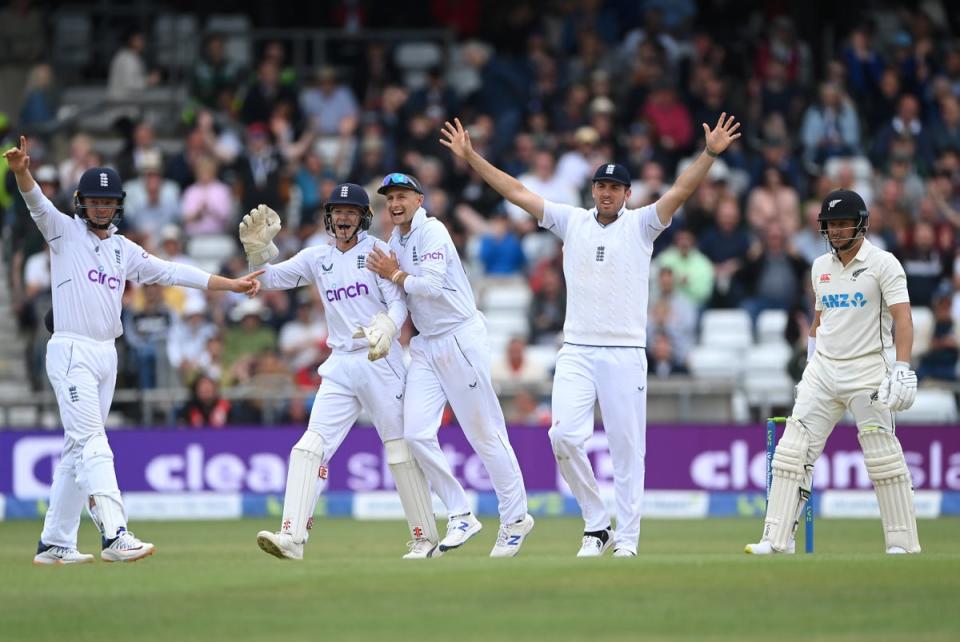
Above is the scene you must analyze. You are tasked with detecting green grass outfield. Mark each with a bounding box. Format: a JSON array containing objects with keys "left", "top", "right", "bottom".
[{"left": 2, "top": 517, "right": 959, "bottom": 642}]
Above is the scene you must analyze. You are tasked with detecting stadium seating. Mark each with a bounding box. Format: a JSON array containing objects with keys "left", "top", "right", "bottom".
[
  {"left": 756, "top": 309, "right": 788, "bottom": 345},
  {"left": 742, "top": 343, "right": 795, "bottom": 410},
  {"left": 688, "top": 345, "right": 743, "bottom": 379},
  {"left": 205, "top": 14, "right": 252, "bottom": 68},
  {"left": 699, "top": 309, "right": 753, "bottom": 350},
  {"left": 911, "top": 306, "right": 935, "bottom": 360},
  {"left": 896, "top": 389, "right": 959, "bottom": 424},
  {"left": 186, "top": 234, "right": 237, "bottom": 274}
]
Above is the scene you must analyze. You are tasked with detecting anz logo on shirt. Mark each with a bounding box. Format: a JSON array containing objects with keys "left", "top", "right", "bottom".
[{"left": 821, "top": 292, "right": 868, "bottom": 309}]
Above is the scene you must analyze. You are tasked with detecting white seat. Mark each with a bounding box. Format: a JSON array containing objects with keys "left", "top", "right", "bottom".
[
  {"left": 186, "top": 234, "right": 237, "bottom": 273},
  {"left": 394, "top": 42, "right": 444, "bottom": 90},
  {"left": 688, "top": 346, "right": 743, "bottom": 379},
  {"left": 743, "top": 343, "right": 795, "bottom": 407},
  {"left": 154, "top": 13, "right": 199, "bottom": 69},
  {"left": 525, "top": 344, "right": 558, "bottom": 372},
  {"left": 700, "top": 309, "right": 753, "bottom": 349},
  {"left": 911, "top": 306, "right": 935, "bottom": 360},
  {"left": 896, "top": 389, "right": 959, "bottom": 424},
  {"left": 52, "top": 11, "right": 93, "bottom": 67},
  {"left": 205, "top": 14, "right": 252, "bottom": 67},
  {"left": 483, "top": 311, "right": 529, "bottom": 339},
  {"left": 483, "top": 284, "right": 532, "bottom": 312},
  {"left": 757, "top": 309, "right": 788, "bottom": 344}
]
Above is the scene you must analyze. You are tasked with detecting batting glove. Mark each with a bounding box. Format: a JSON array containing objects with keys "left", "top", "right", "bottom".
[
  {"left": 239, "top": 204, "right": 281, "bottom": 266},
  {"left": 876, "top": 361, "right": 918, "bottom": 412},
  {"left": 352, "top": 312, "right": 398, "bottom": 361}
]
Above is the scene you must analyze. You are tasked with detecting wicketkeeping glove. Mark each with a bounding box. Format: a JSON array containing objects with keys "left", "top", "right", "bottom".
[
  {"left": 876, "top": 361, "right": 918, "bottom": 412},
  {"left": 352, "top": 312, "right": 398, "bottom": 361},
  {"left": 239, "top": 204, "right": 281, "bottom": 266}
]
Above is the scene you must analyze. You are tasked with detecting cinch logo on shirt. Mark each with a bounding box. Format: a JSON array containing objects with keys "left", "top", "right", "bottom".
[
  {"left": 419, "top": 250, "right": 444, "bottom": 262},
  {"left": 821, "top": 292, "right": 868, "bottom": 308},
  {"left": 88, "top": 268, "right": 121, "bottom": 290},
  {"left": 326, "top": 281, "right": 370, "bottom": 302}
]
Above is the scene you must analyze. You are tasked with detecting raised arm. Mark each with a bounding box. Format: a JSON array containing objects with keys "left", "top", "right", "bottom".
[
  {"left": 655, "top": 113, "right": 741, "bottom": 225},
  {"left": 440, "top": 118, "right": 545, "bottom": 221},
  {"left": 3, "top": 136, "right": 37, "bottom": 193}
]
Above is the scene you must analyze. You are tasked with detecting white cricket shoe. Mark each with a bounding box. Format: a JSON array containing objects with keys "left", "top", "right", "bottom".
[
  {"left": 612, "top": 548, "right": 636, "bottom": 558},
  {"left": 439, "top": 513, "right": 483, "bottom": 552},
  {"left": 403, "top": 538, "right": 442, "bottom": 559},
  {"left": 33, "top": 542, "right": 95, "bottom": 566},
  {"left": 744, "top": 538, "right": 795, "bottom": 555},
  {"left": 490, "top": 514, "right": 535, "bottom": 558},
  {"left": 886, "top": 546, "right": 909, "bottom": 554},
  {"left": 576, "top": 529, "right": 613, "bottom": 558},
  {"left": 101, "top": 529, "right": 156, "bottom": 563},
  {"left": 256, "top": 531, "right": 303, "bottom": 560}
]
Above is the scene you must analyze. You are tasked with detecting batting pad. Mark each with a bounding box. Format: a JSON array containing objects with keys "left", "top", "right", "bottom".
[
  {"left": 859, "top": 429, "right": 921, "bottom": 553},
  {"left": 764, "top": 418, "right": 811, "bottom": 551},
  {"left": 282, "top": 431, "right": 326, "bottom": 543},
  {"left": 78, "top": 433, "right": 127, "bottom": 539},
  {"left": 386, "top": 439, "right": 439, "bottom": 543}
]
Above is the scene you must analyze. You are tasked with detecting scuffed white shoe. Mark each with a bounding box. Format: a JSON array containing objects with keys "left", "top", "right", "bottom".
[
  {"left": 886, "top": 546, "right": 909, "bottom": 554},
  {"left": 576, "top": 529, "right": 613, "bottom": 558},
  {"left": 612, "top": 548, "right": 636, "bottom": 557},
  {"left": 101, "top": 529, "right": 156, "bottom": 563},
  {"left": 257, "top": 530, "right": 303, "bottom": 560},
  {"left": 403, "top": 538, "right": 442, "bottom": 559},
  {"left": 744, "top": 538, "right": 795, "bottom": 555},
  {"left": 33, "top": 542, "right": 95, "bottom": 566},
  {"left": 490, "top": 514, "right": 535, "bottom": 558},
  {"left": 439, "top": 513, "right": 482, "bottom": 552}
]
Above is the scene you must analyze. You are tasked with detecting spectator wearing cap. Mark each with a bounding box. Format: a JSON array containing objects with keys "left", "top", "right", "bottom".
[
  {"left": 181, "top": 155, "right": 234, "bottom": 235},
  {"left": 300, "top": 66, "right": 359, "bottom": 137},
  {"left": 123, "top": 150, "right": 181, "bottom": 239},
  {"left": 556, "top": 126, "right": 601, "bottom": 192},
  {"left": 167, "top": 298, "right": 218, "bottom": 382}
]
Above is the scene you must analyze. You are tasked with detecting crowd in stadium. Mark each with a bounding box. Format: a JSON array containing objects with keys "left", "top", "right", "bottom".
[{"left": 1, "top": 1, "right": 958, "bottom": 426}]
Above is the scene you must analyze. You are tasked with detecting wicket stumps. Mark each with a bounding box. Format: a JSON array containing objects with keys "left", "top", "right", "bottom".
[{"left": 766, "top": 417, "right": 814, "bottom": 554}]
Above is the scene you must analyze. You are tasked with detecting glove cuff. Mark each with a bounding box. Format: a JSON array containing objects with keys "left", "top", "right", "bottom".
[
  {"left": 246, "top": 242, "right": 279, "bottom": 268},
  {"left": 893, "top": 361, "right": 911, "bottom": 371}
]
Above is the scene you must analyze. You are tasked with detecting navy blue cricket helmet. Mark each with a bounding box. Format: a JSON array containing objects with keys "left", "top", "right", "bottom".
[
  {"left": 74, "top": 167, "right": 126, "bottom": 230},
  {"left": 324, "top": 182, "right": 372, "bottom": 237}
]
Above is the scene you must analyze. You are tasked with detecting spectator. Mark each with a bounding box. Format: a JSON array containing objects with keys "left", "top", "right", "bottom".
[
  {"left": 747, "top": 165, "right": 801, "bottom": 235},
  {"left": 223, "top": 298, "right": 278, "bottom": 382},
  {"left": 508, "top": 386, "right": 551, "bottom": 426},
  {"left": 902, "top": 221, "right": 946, "bottom": 308},
  {"left": 277, "top": 297, "right": 327, "bottom": 372},
  {"left": 116, "top": 121, "right": 162, "bottom": 181},
  {"left": 917, "top": 287, "right": 958, "bottom": 381},
  {"left": 794, "top": 201, "right": 827, "bottom": 265},
  {"left": 655, "top": 227, "right": 714, "bottom": 307},
  {"left": 871, "top": 93, "right": 934, "bottom": 174},
  {"left": 19, "top": 63, "right": 56, "bottom": 127},
  {"left": 528, "top": 263, "right": 566, "bottom": 345},
  {"left": 181, "top": 155, "right": 233, "bottom": 235},
  {"left": 841, "top": 25, "right": 884, "bottom": 105},
  {"left": 642, "top": 83, "right": 694, "bottom": 156},
  {"left": 504, "top": 149, "right": 578, "bottom": 220},
  {"left": 800, "top": 81, "right": 860, "bottom": 167},
  {"left": 647, "top": 332, "right": 688, "bottom": 379},
  {"left": 179, "top": 374, "right": 232, "bottom": 428},
  {"left": 191, "top": 33, "right": 245, "bottom": 109},
  {"left": 57, "top": 133, "right": 97, "bottom": 196},
  {"left": 647, "top": 267, "right": 697, "bottom": 364},
  {"left": 930, "top": 95, "right": 960, "bottom": 157},
  {"left": 491, "top": 336, "right": 548, "bottom": 389},
  {"left": 556, "top": 126, "right": 601, "bottom": 192},
  {"left": 122, "top": 150, "right": 181, "bottom": 239},
  {"left": 698, "top": 195, "right": 752, "bottom": 306},
  {"left": 241, "top": 58, "right": 300, "bottom": 126},
  {"left": 107, "top": 29, "right": 159, "bottom": 99},
  {"left": 235, "top": 123, "right": 285, "bottom": 215},
  {"left": 477, "top": 211, "right": 526, "bottom": 276},
  {"left": 300, "top": 66, "right": 359, "bottom": 137},
  {"left": 737, "top": 221, "right": 807, "bottom": 325},
  {"left": 122, "top": 283, "right": 175, "bottom": 389},
  {"left": 166, "top": 298, "right": 218, "bottom": 379}
]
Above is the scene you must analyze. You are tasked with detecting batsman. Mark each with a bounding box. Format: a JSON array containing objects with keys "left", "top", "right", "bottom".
[{"left": 746, "top": 189, "right": 920, "bottom": 555}]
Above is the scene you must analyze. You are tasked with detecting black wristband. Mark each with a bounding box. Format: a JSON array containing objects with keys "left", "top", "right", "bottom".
[{"left": 705, "top": 147, "right": 719, "bottom": 158}]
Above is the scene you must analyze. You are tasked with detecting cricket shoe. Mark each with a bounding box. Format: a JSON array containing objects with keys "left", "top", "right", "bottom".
[
  {"left": 612, "top": 548, "right": 637, "bottom": 558},
  {"left": 403, "top": 538, "right": 442, "bottom": 559},
  {"left": 256, "top": 531, "right": 303, "bottom": 560},
  {"left": 490, "top": 514, "right": 535, "bottom": 558},
  {"left": 101, "top": 529, "right": 156, "bottom": 563},
  {"left": 33, "top": 541, "right": 95, "bottom": 566},
  {"left": 576, "top": 528, "right": 613, "bottom": 558},
  {"left": 886, "top": 546, "right": 920, "bottom": 554},
  {"left": 439, "top": 513, "right": 482, "bottom": 552},
  {"left": 744, "top": 538, "right": 795, "bottom": 555}
]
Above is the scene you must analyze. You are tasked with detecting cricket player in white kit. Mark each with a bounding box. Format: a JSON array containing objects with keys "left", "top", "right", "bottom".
[
  {"left": 244, "top": 183, "right": 442, "bottom": 559},
  {"left": 5, "top": 137, "right": 264, "bottom": 565},
  {"left": 441, "top": 115, "right": 742, "bottom": 557},
  {"left": 365, "top": 172, "right": 534, "bottom": 557},
  {"left": 746, "top": 189, "right": 920, "bottom": 555}
]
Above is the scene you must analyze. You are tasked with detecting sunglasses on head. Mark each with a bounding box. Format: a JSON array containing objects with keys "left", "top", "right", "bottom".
[{"left": 382, "top": 173, "right": 414, "bottom": 187}]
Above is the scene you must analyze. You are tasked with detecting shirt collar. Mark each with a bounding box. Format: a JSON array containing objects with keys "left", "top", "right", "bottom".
[
  {"left": 392, "top": 207, "right": 428, "bottom": 244},
  {"left": 831, "top": 238, "right": 873, "bottom": 266},
  {"left": 591, "top": 204, "right": 627, "bottom": 227}
]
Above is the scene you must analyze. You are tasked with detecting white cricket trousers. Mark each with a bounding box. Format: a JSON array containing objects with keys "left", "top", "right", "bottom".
[
  {"left": 794, "top": 351, "right": 894, "bottom": 456},
  {"left": 404, "top": 317, "right": 528, "bottom": 524},
  {"left": 549, "top": 344, "right": 648, "bottom": 552},
  {"left": 307, "top": 348, "right": 406, "bottom": 453},
  {"left": 40, "top": 332, "right": 120, "bottom": 549}
]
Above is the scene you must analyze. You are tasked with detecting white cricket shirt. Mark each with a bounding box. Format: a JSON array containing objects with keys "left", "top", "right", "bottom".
[
  {"left": 258, "top": 232, "right": 406, "bottom": 352},
  {"left": 540, "top": 201, "right": 669, "bottom": 347},
  {"left": 389, "top": 208, "right": 478, "bottom": 337},
  {"left": 23, "top": 185, "right": 212, "bottom": 341},
  {"left": 812, "top": 239, "right": 910, "bottom": 359}
]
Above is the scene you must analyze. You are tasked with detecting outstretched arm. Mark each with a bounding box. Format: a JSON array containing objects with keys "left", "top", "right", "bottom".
[
  {"left": 655, "top": 113, "right": 741, "bottom": 225},
  {"left": 440, "top": 118, "right": 545, "bottom": 221},
  {"left": 3, "top": 136, "right": 36, "bottom": 193}
]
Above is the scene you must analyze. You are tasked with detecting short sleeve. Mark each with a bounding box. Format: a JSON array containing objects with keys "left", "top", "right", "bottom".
[
  {"left": 878, "top": 253, "right": 910, "bottom": 306},
  {"left": 636, "top": 203, "right": 669, "bottom": 245},
  {"left": 812, "top": 263, "right": 823, "bottom": 311},
  {"left": 539, "top": 200, "right": 579, "bottom": 240}
]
